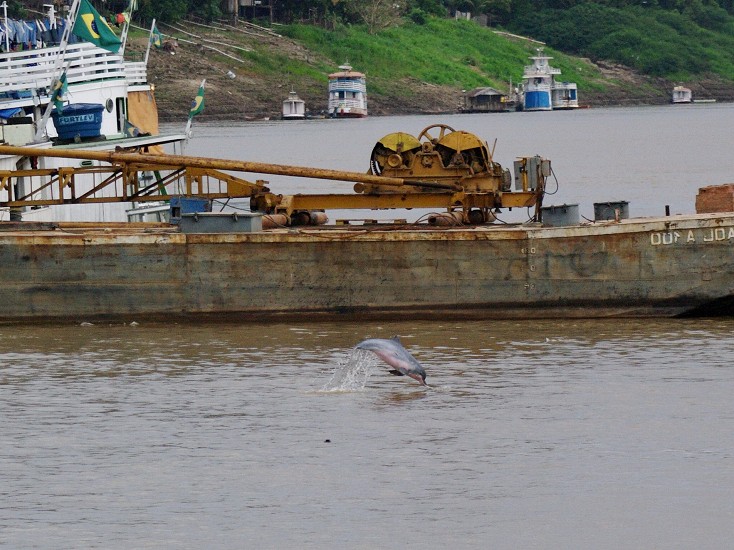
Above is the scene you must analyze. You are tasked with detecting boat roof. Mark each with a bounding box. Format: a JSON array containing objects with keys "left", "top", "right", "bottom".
[
  {"left": 465, "top": 87, "right": 505, "bottom": 97},
  {"left": 329, "top": 65, "right": 366, "bottom": 78},
  {"left": 329, "top": 72, "right": 366, "bottom": 79}
]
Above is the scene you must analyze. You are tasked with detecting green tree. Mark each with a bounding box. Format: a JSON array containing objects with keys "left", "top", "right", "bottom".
[
  {"left": 407, "top": 0, "right": 447, "bottom": 15},
  {"left": 5, "top": 0, "right": 28, "bottom": 18},
  {"left": 486, "top": 0, "right": 512, "bottom": 23},
  {"left": 137, "top": 0, "right": 188, "bottom": 23},
  {"left": 189, "top": 0, "right": 222, "bottom": 22},
  {"left": 353, "top": 0, "right": 407, "bottom": 33},
  {"left": 686, "top": 0, "right": 730, "bottom": 29}
]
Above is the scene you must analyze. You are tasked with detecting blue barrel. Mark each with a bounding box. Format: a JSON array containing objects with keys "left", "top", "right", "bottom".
[{"left": 51, "top": 103, "right": 104, "bottom": 139}]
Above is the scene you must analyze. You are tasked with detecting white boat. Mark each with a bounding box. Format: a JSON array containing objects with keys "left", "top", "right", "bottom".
[
  {"left": 521, "top": 48, "right": 578, "bottom": 111},
  {"left": 0, "top": 1, "right": 185, "bottom": 222},
  {"left": 672, "top": 86, "right": 693, "bottom": 104},
  {"left": 328, "top": 63, "right": 367, "bottom": 118},
  {"left": 551, "top": 81, "right": 579, "bottom": 110},
  {"left": 281, "top": 89, "right": 306, "bottom": 120}
]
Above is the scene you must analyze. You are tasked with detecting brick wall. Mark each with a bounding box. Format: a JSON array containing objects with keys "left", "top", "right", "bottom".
[{"left": 695, "top": 183, "right": 734, "bottom": 213}]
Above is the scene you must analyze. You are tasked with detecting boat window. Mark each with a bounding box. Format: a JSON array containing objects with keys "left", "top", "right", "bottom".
[{"left": 116, "top": 98, "right": 125, "bottom": 133}]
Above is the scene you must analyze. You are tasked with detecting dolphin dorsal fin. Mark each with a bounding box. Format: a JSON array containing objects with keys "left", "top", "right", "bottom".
[{"left": 390, "top": 335, "right": 401, "bottom": 343}]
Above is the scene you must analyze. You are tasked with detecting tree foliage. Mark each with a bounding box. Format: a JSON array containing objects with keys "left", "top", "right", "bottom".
[{"left": 353, "top": 0, "right": 407, "bottom": 33}]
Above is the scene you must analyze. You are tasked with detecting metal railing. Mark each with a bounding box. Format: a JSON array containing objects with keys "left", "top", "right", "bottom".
[
  {"left": 327, "top": 98, "right": 367, "bottom": 111},
  {"left": 328, "top": 80, "right": 366, "bottom": 93},
  {"left": 0, "top": 43, "right": 147, "bottom": 94},
  {"left": 523, "top": 65, "right": 561, "bottom": 75}
]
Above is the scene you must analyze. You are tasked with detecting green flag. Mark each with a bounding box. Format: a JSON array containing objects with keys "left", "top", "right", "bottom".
[
  {"left": 189, "top": 80, "right": 206, "bottom": 119},
  {"left": 151, "top": 25, "right": 163, "bottom": 49},
  {"left": 72, "top": 0, "right": 122, "bottom": 53},
  {"left": 51, "top": 72, "right": 68, "bottom": 113}
]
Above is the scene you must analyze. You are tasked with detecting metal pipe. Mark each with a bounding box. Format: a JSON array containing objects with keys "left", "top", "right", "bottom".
[
  {"left": 262, "top": 214, "right": 288, "bottom": 229},
  {"left": 0, "top": 145, "right": 461, "bottom": 191},
  {"left": 428, "top": 212, "right": 464, "bottom": 226}
]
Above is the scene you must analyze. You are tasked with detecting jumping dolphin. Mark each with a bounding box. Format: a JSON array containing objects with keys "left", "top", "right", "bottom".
[{"left": 355, "top": 336, "right": 428, "bottom": 386}]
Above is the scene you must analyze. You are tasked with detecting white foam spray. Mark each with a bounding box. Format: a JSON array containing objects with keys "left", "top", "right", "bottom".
[{"left": 321, "top": 349, "right": 375, "bottom": 391}]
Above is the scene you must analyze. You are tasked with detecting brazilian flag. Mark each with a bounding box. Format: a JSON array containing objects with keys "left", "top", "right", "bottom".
[
  {"left": 151, "top": 25, "right": 163, "bottom": 49},
  {"left": 52, "top": 72, "right": 68, "bottom": 113},
  {"left": 72, "top": 0, "right": 122, "bottom": 53},
  {"left": 189, "top": 80, "right": 206, "bottom": 119}
]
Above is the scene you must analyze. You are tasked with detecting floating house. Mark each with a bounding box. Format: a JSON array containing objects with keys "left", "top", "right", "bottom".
[
  {"left": 461, "top": 87, "right": 515, "bottom": 113},
  {"left": 672, "top": 86, "right": 692, "bottom": 104},
  {"left": 282, "top": 90, "right": 306, "bottom": 120},
  {"left": 551, "top": 81, "right": 579, "bottom": 110},
  {"left": 521, "top": 48, "right": 578, "bottom": 111},
  {"left": 328, "top": 63, "right": 367, "bottom": 118}
]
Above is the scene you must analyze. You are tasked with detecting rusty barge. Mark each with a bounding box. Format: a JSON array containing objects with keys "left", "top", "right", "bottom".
[{"left": 0, "top": 124, "right": 732, "bottom": 322}]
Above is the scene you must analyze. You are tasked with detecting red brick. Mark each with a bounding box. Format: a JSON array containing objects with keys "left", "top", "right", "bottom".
[{"left": 695, "top": 184, "right": 734, "bottom": 213}]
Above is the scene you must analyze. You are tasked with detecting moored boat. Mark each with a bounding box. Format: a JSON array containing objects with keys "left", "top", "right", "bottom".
[
  {"left": 551, "top": 81, "right": 579, "bottom": 110},
  {"left": 672, "top": 86, "right": 693, "bottom": 104},
  {"left": 0, "top": 122, "right": 732, "bottom": 322},
  {"left": 327, "top": 63, "right": 367, "bottom": 118},
  {"left": 281, "top": 89, "right": 306, "bottom": 120},
  {"left": 0, "top": 210, "right": 731, "bottom": 323},
  {"left": 521, "top": 48, "right": 579, "bottom": 111},
  {"left": 0, "top": 0, "right": 185, "bottom": 223}
]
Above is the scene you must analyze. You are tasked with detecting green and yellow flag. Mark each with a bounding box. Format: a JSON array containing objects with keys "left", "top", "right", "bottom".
[
  {"left": 72, "top": 0, "right": 122, "bottom": 53},
  {"left": 189, "top": 80, "right": 206, "bottom": 119},
  {"left": 51, "top": 72, "right": 68, "bottom": 113},
  {"left": 151, "top": 25, "right": 163, "bottom": 49}
]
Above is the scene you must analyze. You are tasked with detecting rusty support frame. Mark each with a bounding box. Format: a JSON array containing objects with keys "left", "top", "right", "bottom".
[{"left": 0, "top": 164, "right": 266, "bottom": 208}]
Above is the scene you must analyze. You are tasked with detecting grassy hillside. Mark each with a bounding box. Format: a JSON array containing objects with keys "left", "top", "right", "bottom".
[
  {"left": 280, "top": 18, "right": 602, "bottom": 94},
  {"left": 136, "top": 16, "right": 732, "bottom": 121}
]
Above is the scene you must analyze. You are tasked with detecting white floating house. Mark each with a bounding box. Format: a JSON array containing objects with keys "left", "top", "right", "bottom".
[
  {"left": 551, "top": 81, "right": 579, "bottom": 110},
  {"left": 282, "top": 90, "right": 306, "bottom": 120},
  {"left": 672, "top": 86, "right": 692, "bottom": 104},
  {"left": 328, "top": 63, "right": 367, "bottom": 118}
]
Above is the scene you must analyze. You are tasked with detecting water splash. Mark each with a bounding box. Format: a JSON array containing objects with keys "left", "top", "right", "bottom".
[{"left": 322, "top": 349, "right": 375, "bottom": 391}]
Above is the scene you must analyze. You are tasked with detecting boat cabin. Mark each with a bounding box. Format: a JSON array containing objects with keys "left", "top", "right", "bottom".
[{"left": 672, "top": 86, "right": 692, "bottom": 104}]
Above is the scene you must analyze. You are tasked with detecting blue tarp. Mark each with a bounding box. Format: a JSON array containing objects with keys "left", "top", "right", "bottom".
[{"left": 0, "top": 107, "right": 23, "bottom": 120}]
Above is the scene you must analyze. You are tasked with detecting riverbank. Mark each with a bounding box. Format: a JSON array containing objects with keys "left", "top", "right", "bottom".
[{"left": 126, "top": 22, "right": 734, "bottom": 122}]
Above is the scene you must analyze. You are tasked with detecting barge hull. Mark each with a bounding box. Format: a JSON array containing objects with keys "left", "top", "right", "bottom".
[{"left": 0, "top": 214, "right": 732, "bottom": 323}]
